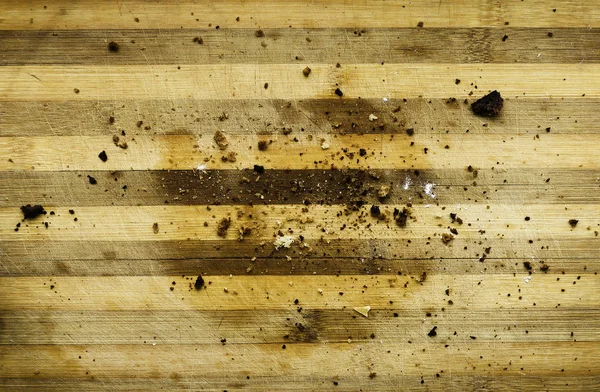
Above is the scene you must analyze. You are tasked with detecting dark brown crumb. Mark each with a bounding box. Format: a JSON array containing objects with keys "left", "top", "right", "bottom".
[
  {"left": 417, "top": 21, "right": 424, "bottom": 28},
  {"left": 222, "top": 151, "right": 237, "bottom": 162},
  {"left": 74, "top": 88, "right": 80, "bottom": 94},
  {"left": 455, "top": 79, "right": 461, "bottom": 85},
  {"left": 393, "top": 207, "right": 409, "bottom": 228},
  {"left": 547, "top": 32, "right": 553, "bottom": 37},
  {"left": 112, "top": 135, "right": 128, "bottom": 149},
  {"left": 523, "top": 261, "right": 532, "bottom": 270},
  {"left": 540, "top": 264, "right": 550, "bottom": 273},
  {"left": 471, "top": 90, "right": 503, "bottom": 116},
  {"left": 502, "top": 34, "right": 508, "bottom": 42},
  {"left": 108, "top": 41, "right": 119, "bottom": 52},
  {"left": 153, "top": 222, "right": 159, "bottom": 234},
  {"left": 214, "top": 130, "right": 229, "bottom": 150},
  {"left": 370, "top": 205, "right": 381, "bottom": 217},
  {"left": 253, "top": 164, "right": 265, "bottom": 174},
  {"left": 359, "top": 148, "right": 367, "bottom": 157},
  {"left": 98, "top": 150, "right": 108, "bottom": 162},
  {"left": 257, "top": 140, "right": 269, "bottom": 151},
  {"left": 264, "top": 82, "right": 269, "bottom": 89},
  {"left": 134, "top": 17, "right": 140, "bottom": 22},
  {"left": 255, "top": 29, "right": 264, "bottom": 38},
  {"left": 21, "top": 204, "right": 46, "bottom": 220},
  {"left": 405, "top": 128, "right": 414, "bottom": 136},
  {"left": 427, "top": 326, "right": 437, "bottom": 337},
  {"left": 568, "top": 219, "right": 579, "bottom": 228},
  {"left": 302, "top": 66, "right": 311, "bottom": 77},
  {"left": 69, "top": 209, "right": 75, "bottom": 214},
  {"left": 441, "top": 233, "right": 454, "bottom": 244},
  {"left": 87, "top": 175, "right": 97, "bottom": 184},
  {"left": 192, "top": 37, "right": 204, "bottom": 45},
  {"left": 136, "top": 120, "right": 143, "bottom": 128},
  {"left": 194, "top": 275, "right": 205, "bottom": 290},
  {"left": 334, "top": 88, "right": 343, "bottom": 97},
  {"left": 217, "top": 217, "right": 231, "bottom": 237},
  {"left": 369, "top": 372, "right": 377, "bottom": 379},
  {"left": 109, "top": 116, "right": 115, "bottom": 124}
]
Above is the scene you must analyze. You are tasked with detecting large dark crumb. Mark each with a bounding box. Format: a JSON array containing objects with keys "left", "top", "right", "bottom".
[
  {"left": 523, "top": 261, "right": 532, "bottom": 270},
  {"left": 427, "top": 326, "right": 437, "bottom": 337},
  {"left": 21, "top": 204, "right": 46, "bottom": 220},
  {"left": 87, "top": 175, "right": 97, "bottom": 184},
  {"left": 253, "top": 164, "right": 265, "bottom": 174},
  {"left": 370, "top": 205, "right": 381, "bottom": 217},
  {"left": 302, "top": 67, "right": 311, "bottom": 77},
  {"left": 334, "top": 88, "right": 343, "bottom": 97},
  {"left": 441, "top": 233, "right": 454, "bottom": 244},
  {"left": 194, "top": 275, "right": 205, "bottom": 290},
  {"left": 108, "top": 41, "right": 119, "bottom": 52},
  {"left": 255, "top": 29, "right": 264, "bottom": 38},
  {"left": 471, "top": 90, "right": 503, "bottom": 116},
  {"left": 540, "top": 264, "right": 550, "bottom": 273},
  {"left": 98, "top": 150, "right": 108, "bottom": 162},
  {"left": 257, "top": 140, "right": 269, "bottom": 151},
  {"left": 393, "top": 207, "right": 410, "bottom": 228},
  {"left": 568, "top": 219, "right": 579, "bottom": 228},
  {"left": 214, "top": 130, "right": 229, "bottom": 150},
  {"left": 217, "top": 217, "right": 231, "bottom": 237}
]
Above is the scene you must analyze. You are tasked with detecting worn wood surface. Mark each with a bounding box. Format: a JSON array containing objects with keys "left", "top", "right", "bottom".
[{"left": 1, "top": 1, "right": 599, "bottom": 390}]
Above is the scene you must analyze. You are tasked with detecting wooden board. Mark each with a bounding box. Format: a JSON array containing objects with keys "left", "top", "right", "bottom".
[{"left": 1, "top": 1, "right": 599, "bottom": 390}]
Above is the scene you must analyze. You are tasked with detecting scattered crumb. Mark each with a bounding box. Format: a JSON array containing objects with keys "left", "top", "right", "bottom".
[
  {"left": 255, "top": 29, "right": 264, "bottom": 38},
  {"left": 471, "top": 90, "right": 503, "bottom": 116},
  {"left": 334, "top": 88, "right": 343, "bottom": 97},
  {"left": 441, "top": 233, "right": 454, "bottom": 244},
  {"left": 378, "top": 185, "right": 390, "bottom": 199},
  {"left": 194, "top": 276, "right": 204, "bottom": 290},
  {"left": 258, "top": 140, "right": 269, "bottom": 151},
  {"left": 98, "top": 150, "right": 108, "bottom": 162},
  {"left": 214, "top": 130, "right": 229, "bottom": 150},
  {"left": 353, "top": 306, "right": 371, "bottom": 318},
  {"left": 217, "top": 217, "right": 231, "bottom": 237},
  {"left": 21, "top": 204, "right": 46, "bottom": 220},
  {"left": 393, "top": 207, "right": 410, "bottom": 227},
  {"left": 417, "top": 21, "right": 424, "bottom": 28},
  {"left": 87, "top": 175, "right": 97, "bottom": 185},
  {"left": 153, "top": 223, "right": 159, "bottom": 234},
  {"left": 428, "top": 326, "right": 437, "bottom": 337},
  {"left": 108, "top": 41, "right": 119, "bottom": 52},
  {"left": 274, "top": 235, "right": 295, "bottom": 250},
  {"left": 192, "top": 37, "right": 203, "bottom": 45},
  {"left": 568, "top": 219, "right": 579, "bottom": 228},
  {"left": 302, "top": 67, "right": 311, "bottom": 77}
]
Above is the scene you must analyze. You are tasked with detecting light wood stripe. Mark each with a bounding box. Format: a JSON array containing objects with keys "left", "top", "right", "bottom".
[
  {"left": 0, "top": 274, "right": 596, "bottom": 311},
  {"left": 1, "top": 309, "right": 596, "bottom": 345},
  {"left": 1, "top": 0, "right": 599, "bottom": 30},
  {"left": 1, "top": 133, "right": 598, "bottom": 171},
  {"left": 1, "top": 64, "right": 599, "bottom": 101},
  {"left": 2, "top": 204, "right": 598, "bottom": 241}
]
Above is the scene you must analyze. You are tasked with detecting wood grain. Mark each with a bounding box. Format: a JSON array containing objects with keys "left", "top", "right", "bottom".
[{"left": 1, "top": 1, "right": 599, "bottom": 390}]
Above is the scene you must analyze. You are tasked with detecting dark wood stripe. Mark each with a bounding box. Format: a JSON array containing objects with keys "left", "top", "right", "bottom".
[
  {"left": 0, "top": 256, "right": 593, "bottom": 277},
  {"left": 1, "top": 98, "right": 597, "bottom": 137},
  {"left": 2, "top": 239, "right": 597, "bottom": 271},
  {"left": 0, "top": 376, "right": 595, "bottom": 391},
  {"left": 1, "top": 309, "right": 595, "bottom": 345},
  {"left": 2, "top": 169, "right": 598, "bottom": 208},
  {"left": 1, "top": 28, "right": 598, "bottom": 66}
]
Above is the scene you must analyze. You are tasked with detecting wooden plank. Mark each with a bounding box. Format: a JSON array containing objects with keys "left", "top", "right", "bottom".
[
  {"left": 0, "top": 274, "right": 597, "bottom": 311},
  {"left": 2, "top": 169, "right": 599, "bottom": 208},
  {"left": 1, "top": 64, "right": 599, "bottom": 101},
  {"left": 1, "top": 0, "right": 599, "bottom": 30},
  {"left": 1, "top": 28, "right": 598, "bottom": 66},
  {"left": 2, "top": 98, "right": 597, "bottom": 138},
  {"left": 0, "top": 342, "right": 597, "bottom": 380},
  {"left": 2, "top": 204, "right": 599, "bottom": 241},
  {"left": 2, "top": 133, "right": 598, "bottom": 171},
  {"left": 1, "top": 309, "right": 597, "bottom": 345},
  {"left": 0, "top": 257, "right": 594, "bottom": 277}
]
